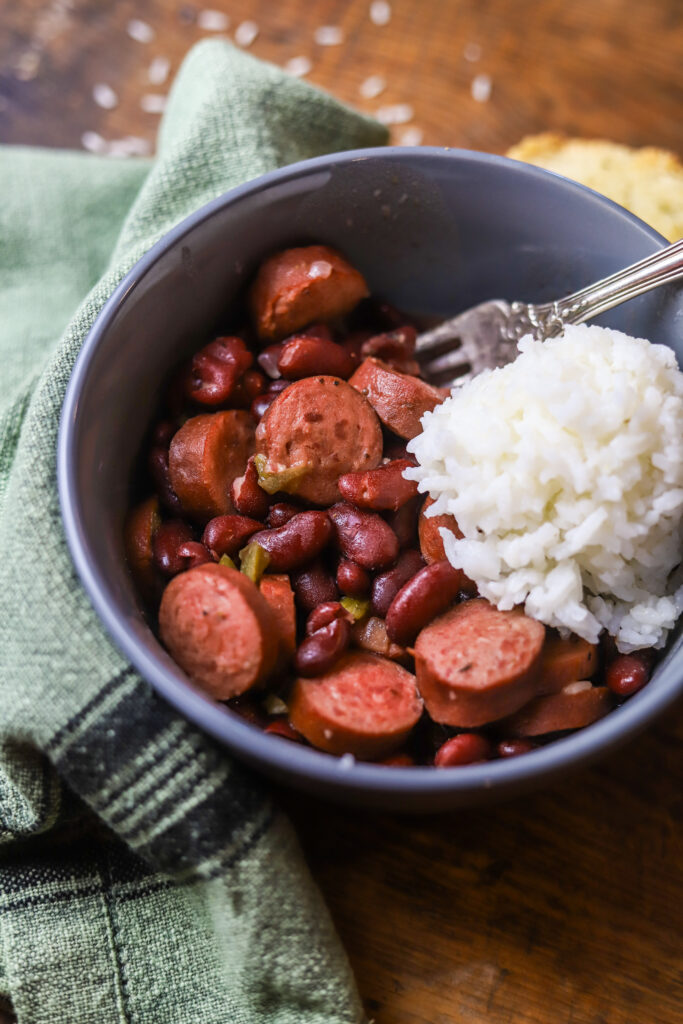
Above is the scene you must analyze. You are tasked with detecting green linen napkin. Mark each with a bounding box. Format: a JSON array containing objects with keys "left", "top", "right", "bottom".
[{"left": 0, "top": 40, "right": 387, "bottom": 1024}]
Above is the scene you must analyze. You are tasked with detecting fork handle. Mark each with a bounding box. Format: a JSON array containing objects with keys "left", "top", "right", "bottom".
[{"left": 510, "top": 237, "right": 683, "bottom": 339}]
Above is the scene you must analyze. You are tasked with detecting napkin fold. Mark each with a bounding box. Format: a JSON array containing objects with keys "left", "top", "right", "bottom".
[{"left": 0, "top": 40, "right": 387, "bottom": 1024}]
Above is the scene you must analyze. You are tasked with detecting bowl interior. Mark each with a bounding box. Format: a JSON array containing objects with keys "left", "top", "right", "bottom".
[{"left": 59, "top": 148, "right": 683, "bottom": 811}]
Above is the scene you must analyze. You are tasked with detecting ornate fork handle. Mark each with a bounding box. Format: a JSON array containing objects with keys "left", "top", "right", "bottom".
[{"left": 505, "top": 237, "right": 683, "bottom": 342}]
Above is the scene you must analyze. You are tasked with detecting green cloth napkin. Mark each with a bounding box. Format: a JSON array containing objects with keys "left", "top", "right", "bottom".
[{"left": 0, "top": 40, "right": 387, "bottom": 1024}]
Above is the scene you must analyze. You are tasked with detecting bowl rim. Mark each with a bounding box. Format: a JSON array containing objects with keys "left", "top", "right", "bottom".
[{"left": 58, "top": 145, "right": 682, "bottom": 799}]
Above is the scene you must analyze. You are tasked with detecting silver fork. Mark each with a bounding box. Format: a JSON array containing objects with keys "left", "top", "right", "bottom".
[{"left": 415, "top": 237, "right": 683, "bottom": 388}]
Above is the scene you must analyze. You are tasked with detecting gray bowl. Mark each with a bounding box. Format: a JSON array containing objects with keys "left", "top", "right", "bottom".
[{"left": 58, "top": 148, "right": 683, "bottom": 811}]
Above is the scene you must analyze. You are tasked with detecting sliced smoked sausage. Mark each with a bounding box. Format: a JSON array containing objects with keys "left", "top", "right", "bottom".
[
  {"left": 169, "top": 410, "right": 255, "bottom": 523},
  {"left": 536, "top": 634, "right": 599, "bottom": 695},
  {"left": 158, "top": 563, "right": 277, "bottom": 699},
  {"left": 259, "top": 573, "right": 297, "bottom": 667},
  {"left": 255, "top": 375, "right": 383, "bottom": 505},
  {"left": 289, "top": 651, "right": 423, "bottom": 760},
  {"left": 349, "top": 357, "right": 446, "bottom": 439},
  {"left": 500, "top": 685, "right": 611, "bottom": 737},
  {"left": 419, "top": 495, "right": 463, "bottom": 563},
  {"left": 249, "top": 244, "right": 369, "bottom": 341},
  {"left": 124, "top": 495, "right": 161, "bottom": 600},
  {"left": 413, "top": 598, "right": 546, "bottom": 727}
]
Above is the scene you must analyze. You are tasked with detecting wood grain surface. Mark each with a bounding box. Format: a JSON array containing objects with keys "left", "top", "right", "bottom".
[{"left": 1, "top": 2, "right": 682, "bottom": 1023}]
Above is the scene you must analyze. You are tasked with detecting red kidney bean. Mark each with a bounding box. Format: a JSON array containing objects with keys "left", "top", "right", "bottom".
[
  {"left": 361, "top": 326, "right": 417, "bottom": 361},
  {"left": 249, "top": 511, "right": 333, "bottom": 571},
  {"left": 268, "top": 379, "right": 290, "bottom": 395},
  {"left": 257, "top": 342, "right": 285, "bottom": 379},
  {"left": 336, "top": 558, "right": 371, "bottom": 597},
  {"left": 291, "top": 560, "right": 339, "bottom": 613},
  {"left": 202, "top": 514, "right": 263, "bottom": 557},
  {"left": 372, "top": 299, "right": 412, "bottom": 330},
  {"left": 379, "top": 752, "right": 416, "bottom": 766},
  {"left": 151, "top": 419, "right": 177, "bottom": 449},
  {"left": 164, "top": 360, "right": 192, "bottom": 418},
  {"left": 295, "top": 617, "right": 352, "bottom": 677},
  {"left": 295, "top": 322, "right": 334, "bottom": 342},
  {"left": 148, "top": 445, "right": 183, "bottom": 515},
  {"left": 264, "top": 718, "right": 303, "bottom": 742},
  {"left": 371, "top": 549, "right": 425, "bottom": 618},
  {"left": 435, "top": 733, "right": 492, "bottom": 767},
  {"left": 250, "top": 393, "right": 275, "bottom": 420},
  {"left": 176, "top": 540, "right": 215, "bottom": 570},
  {"left": 328, "top": 502, "right": 399, "bottom": 571},
  {"left": 338, "top": 459, "right": 419, "bottom": 512},
  {"left": 231, "top": 456, "right": 270, "bottom": 520},
  {"left": 606, "top": 652, "right": 652, "bottom": 697},
  {"left": 388, "top": 495, "right": 421, "bottom": 549},
  {"left": 305, "top": 601, "right": 353, "bottom": 636},
  {"left": 496, "top": 739, "right": 535, "bottom": 759},
  {"left": 186, "top": 336, "right": 253, "bottom": 406},
  {"left": 385, "top": 560, "right": 464, "bottom": 646},
  {"left": 277, "top": 336, "right": 355, "bottom": 381},
  {"left": 152, "top": 520, "right": 194, "bottom": 576},
  {"left": 242, "top": 368, "right": 267, "bottom": 400},
  {"left": 228, "top": 694, "right": 266, "bottom": 726},
  {"left": 340, "top": 329, "right": 372, "bottom": 368},
  {"left": 267, "top": 502, "right": 302, "bottom": 528}
]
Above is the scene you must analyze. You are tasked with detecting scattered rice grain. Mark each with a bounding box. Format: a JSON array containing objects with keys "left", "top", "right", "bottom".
[
  {"left": 369, "top": 1, "right": 392, "bottom": 25},
  {"left": 81, "top": 130, "right": 107, "bottom": 154},
  {"left": 463, "top": 42, "right": 482, "bottom": 62},
  {"left": 375, "top": 103, "right": 414, "bottom": 125},
  {"left": 147, "top": 56, "right": 170, "bottom": 85},
  {"left": 140, "top": 93, "right": 167, "bottom": 114},
  {"left": 127, "top": 19, "right": 155, "bottom": 43},
  {"left": 284, "top": 56, "right": 312, "bottom": 77},
  {"left": 338, "top": 753, "right": 356, "bottom": 770},
  {"left": 315, "top": 25, "right": 344, "bottom": 46},
  {"left": 471, "top": 73, "right": 492, "bottom": 102},
  {"left": 92, "top": 82, "right": 118, "bottom": 110},
  {"left": 197, "top": 9, "right": 230, "bottom": 32},
  {"left": 235, "top": 20, "right": 259, "bottom": 47},
  {"left": 360, "top": 74, "right": 386, "bottom": 99}
]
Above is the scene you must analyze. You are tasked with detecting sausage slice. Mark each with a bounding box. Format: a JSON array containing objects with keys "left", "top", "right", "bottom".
[
  {"left": 289, "top": 652, "right": 423, "bottom": 760},
  {"left": 413, "top": 599, "right": 545, "bottom": 727},
  {"left": 249, "top": 245, "right": 369, "bottom": 341},
  {"left": 500, "top": 685, "right": 612, "bottom": 737},
  {"left": 419, "top": 496, "right": 463, "bottom": 563},
  {"left": 123, "top": 496, "right": 160, "bottom": 600},
  {"left": 537, "top": 634, "right": 599, "bottom": 695},
  {"left": 349, "top": 357, "right": 446, "bottom": 439},
  {"left": 255, "top": 376, "right": 383, "bottom": 505},
  {"left": 259, "top": 573, "right": 297, "bottom": 667},
  {"left": 169, "top": 410, "right": 255, "bottom": 523},
  {"left": 158, "top": 563, "right": 277, "bottom": 699}
]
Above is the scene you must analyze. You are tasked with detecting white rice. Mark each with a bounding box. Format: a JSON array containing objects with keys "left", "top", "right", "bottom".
[{"left": 406, "top": 324, "right": 683, "bottom": 652}]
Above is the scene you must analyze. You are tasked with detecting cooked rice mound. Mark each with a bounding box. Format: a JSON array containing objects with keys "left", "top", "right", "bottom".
[{"left": 406, "top": 324, "right": 683, "bottom": 651}]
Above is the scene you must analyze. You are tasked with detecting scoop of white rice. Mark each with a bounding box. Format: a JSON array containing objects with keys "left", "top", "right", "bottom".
[{"left": 406, "top": 324, "right": 683, "bottom": 652}]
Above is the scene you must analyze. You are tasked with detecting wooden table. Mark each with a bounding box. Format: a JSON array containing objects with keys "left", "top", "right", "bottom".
[{"left": 1, "top": 2, "right": 682, "bottom": 1022}]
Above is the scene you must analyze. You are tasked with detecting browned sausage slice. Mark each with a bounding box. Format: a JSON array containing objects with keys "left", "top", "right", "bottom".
[
  {"left": 158, "top": 563, "right": 277, "bottom": 700},
  {"left": 255, "top": 376, "right": 383, "bottom": 505},
  {"left": 419, "top": 495, "right": 463, "bottom": 563},
  {"left": 289, "top": 652, "right": 423, "bottom": 760},
  {"left": 259, "top": 573, "right": 297, "bottom": 668},
  {"left": 500, "top": 685, "right": 612, "bottom": 737},
  {"left": 349, "top": 357, "right": 446, "bottom": 439},
  {"left": 123, "top": 495, "right": 160, "bottom": 600},
  {"left": 413, "top": 599, "right": 546, "bottom": 727},
  {"left": 249, "top": 245, "right": 369, "bottom": 341},
  {"left": 169, "top": 410, "right": 255, "bottom": 523},
  {"left": 536, "top": 634, "right": 599, "bottom": 695}
]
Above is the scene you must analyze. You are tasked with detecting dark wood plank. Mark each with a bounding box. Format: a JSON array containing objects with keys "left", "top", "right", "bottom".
[{"left": 0, "top": 2, "right": 681, "bottom": 1023}]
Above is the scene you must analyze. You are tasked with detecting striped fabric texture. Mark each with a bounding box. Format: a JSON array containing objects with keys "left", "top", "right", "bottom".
[{"left": 0, "top": 40, "right": 387, "bottom": 1024}]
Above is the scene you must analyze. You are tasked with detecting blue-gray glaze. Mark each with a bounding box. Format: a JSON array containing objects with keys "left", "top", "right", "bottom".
[{"left": 58, "top": 148, "right": 683, "bottom": 811}]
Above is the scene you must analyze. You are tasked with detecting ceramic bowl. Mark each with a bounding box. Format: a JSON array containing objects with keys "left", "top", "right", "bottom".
[{"left": 58, "top": 148, "right": 683, "bottom": 810}]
